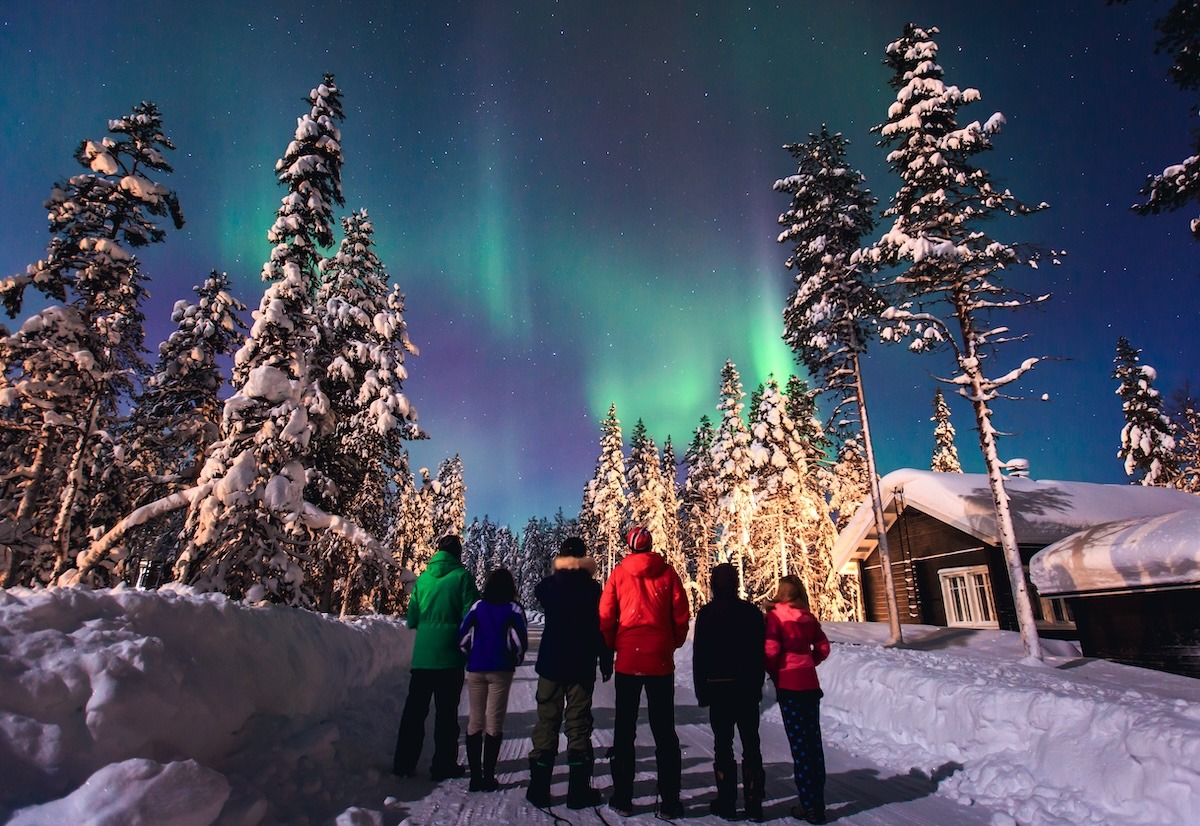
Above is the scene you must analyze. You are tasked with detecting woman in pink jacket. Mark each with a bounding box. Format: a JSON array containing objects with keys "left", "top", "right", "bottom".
[{"left": 764, "top": 575, "right": 831, "bottom": 825}]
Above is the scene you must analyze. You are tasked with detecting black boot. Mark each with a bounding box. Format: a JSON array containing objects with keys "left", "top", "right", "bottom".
[
  {"left": 526, "top": 755, "right": 554, "bottom": 807},
  {"left": 742, "top": 758, "right": 765, "bottom": 822},
  {"left": 709, "top": 759, "right": 737, "bottom": 819},
  {"left": 608, "top": 747, "right": 634, "bottom": 815},
  {"left": 566, "top": 750, "right": 602, "bottom": 809},
  {"left": 481, "top": 733, "right": 502, "bottom": 791},
  {"left": 790, "top": 803, "right": 827, "bottom": 824},
  {"left": 465, "top": 732, "right": 484, "bottom": 791},
  {"left": 656, "top": 744, "right": 684, "bottom": 818}
]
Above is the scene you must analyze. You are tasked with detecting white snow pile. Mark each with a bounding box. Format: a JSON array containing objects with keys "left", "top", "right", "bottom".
[
  {"left": 819, "top": 622, "right": 1200, "bottom": 825},
  {"left": 0, "top": 585, "right": 412, "bottom": 825}
]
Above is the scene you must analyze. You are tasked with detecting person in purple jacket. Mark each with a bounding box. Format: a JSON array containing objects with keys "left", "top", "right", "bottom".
[{"left": 458, "top": 567, "right": 529, "bottom": 791}]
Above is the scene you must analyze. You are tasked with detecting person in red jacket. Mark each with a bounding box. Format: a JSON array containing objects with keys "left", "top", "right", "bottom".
[
  {"left": 764, "top": 575, "right": 831, "bottom": 825},
  {"left": 599, "top": 526, "right": 690, "bottom": 818}
]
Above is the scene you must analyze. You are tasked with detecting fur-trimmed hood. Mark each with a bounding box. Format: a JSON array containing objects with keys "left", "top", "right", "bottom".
[{"left": 553, "top": 554, "right": 598, "bottom": 576}]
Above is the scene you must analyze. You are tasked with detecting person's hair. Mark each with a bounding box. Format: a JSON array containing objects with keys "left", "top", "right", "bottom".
[
  {"left": 772, "top": 575, "right": 810, "bottom": 609},
  {"left": 482, "top": 567, "right": 517, "bottom": 604},
  {"left": 436, "top": 534, "right": 463, "bottom": 558}
]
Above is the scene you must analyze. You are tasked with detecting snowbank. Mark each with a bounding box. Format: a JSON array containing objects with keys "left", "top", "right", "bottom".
[
  {"left": 0, "top": 585, "right": 412, "bottom": 823},
  {"left": 819, "top": 622, "right": 1200, "bottom": 824}
]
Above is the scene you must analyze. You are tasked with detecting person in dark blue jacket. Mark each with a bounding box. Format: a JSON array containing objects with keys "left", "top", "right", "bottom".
[
  {"left": 526, "top": 537, "right": 613, "bottom": 809},
  {"left": 458, "top": 567, "right": 528, "bottom": 791}
]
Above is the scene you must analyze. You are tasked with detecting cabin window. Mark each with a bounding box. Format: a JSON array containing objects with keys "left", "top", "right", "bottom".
[{"left": 939, "top": 565, "right": 999, "bottom": 628}]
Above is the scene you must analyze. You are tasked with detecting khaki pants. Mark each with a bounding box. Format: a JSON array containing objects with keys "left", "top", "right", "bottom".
[
  {"left": 465, "top": 670, "right": 514, "bottom": 737},
  {"left": 529, "top": 676, "right": 597, "bottom": 761}
]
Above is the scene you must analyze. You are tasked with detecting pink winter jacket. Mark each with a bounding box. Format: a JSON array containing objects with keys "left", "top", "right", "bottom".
[{"left": 764, "top": 602, "right": 830, "bottom": 691}]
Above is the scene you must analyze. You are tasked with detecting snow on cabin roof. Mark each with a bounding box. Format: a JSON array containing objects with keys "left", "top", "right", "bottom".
[
  {"left": 1029, "top": 509, "right": 1200, "bottom": 596},
  {"left": 831, "top": 468, "right": 1200, "bottom": 573}
]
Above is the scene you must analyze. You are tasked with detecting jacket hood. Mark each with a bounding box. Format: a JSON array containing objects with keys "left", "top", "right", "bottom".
[
  {"left": 619, "top": 550, "right": 668, "bottom": 578},
  {"left": 554, "top": 555, "right": 598, "bottom": 576},
  {"left": 425, "top": 550, "right": 465, "bottom": 578}
]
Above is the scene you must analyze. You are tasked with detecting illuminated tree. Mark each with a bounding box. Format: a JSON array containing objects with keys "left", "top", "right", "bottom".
[
  {"left": 0, "top": 102, "right": 184, "bottom": 586},
  {"left": 582, "top": 404, "right": 627, "bottom": 579},
  {"left": 1113, "top": 337, "right": 1179, "bottom": 487},
  {"left": 930, "top": 388, "right": 963, "bottom": 473},
  {"left": 774, "top": 125, "right": 900, "bottom": 639},
  {"left": 710, "top": 361, "right": 757, "bottom": 597},
  {"left": 866, "top": 24, "right": 1054, "bottom": 661}
]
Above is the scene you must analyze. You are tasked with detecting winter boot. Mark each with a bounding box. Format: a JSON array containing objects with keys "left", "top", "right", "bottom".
[
  {"left": 790, "top": 803, "right": 827, "bottom": 824},
  {"left": 709, "top": 758, "right": 738, "bottom": 819},
  {"left": 742, "top": 758, "right": 765, "bottom": 822},
  {"left": 481, "top": 733, "right": 502, "bottom": 791},
  {"left": 526, "top": 755, "right": 554, "bottom": 807},
  {"left": 465, "top": 732, "right": 484, "bottom": 791},
  {"left": 566, "top": 750, "right": 602, "bottom": 809},
  {"left": 655, "top": 744, "right": 684, "bottom": 818},
  {"left": 608, "top": 747, "right": 635, "bottom": 815}
]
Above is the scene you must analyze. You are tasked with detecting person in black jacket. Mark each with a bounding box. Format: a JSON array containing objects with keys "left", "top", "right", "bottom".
[
  {"left": 693, "top": 563, "right": 767, "bottom": 821},
  {"left": 526, "top": 537, "right": 614, "bottom": 809}
]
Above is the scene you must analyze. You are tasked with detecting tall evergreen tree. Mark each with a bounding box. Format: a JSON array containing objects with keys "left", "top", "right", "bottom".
[
  {"left": 774, "top": 124, "right": 902, "bottom": 640},
  {"left": 867, "top": 24, "right": 1054, "bottom": 660},
  {"left": 582, "top": 404, "right": 627, "bottom": 580},
  {"left": 430, "top": 454, "right": 467, "bottom": 540},
  {"left": 930, "top": 387, "right": 963, "bottom": 473},
  {"left": 680, "top": 415, "right": 719, "bottom": 612},
  {"left": 175, "top": 76, "right": 358, "bottom": 605},
  {"left": 626, "top": 419, "right": 671, "bottom": 557},
  {"left": 709, "top": 361, "right": 757, "bottom": 597},
  {"left": 1113, "top": 337, "right": 1180, "bottom": 486},
  {"left": 657, "top": 436, "right": 685, "bottom": 577},
  {"left": 0, "top": 102, "right": 184, "bottom": 586}
]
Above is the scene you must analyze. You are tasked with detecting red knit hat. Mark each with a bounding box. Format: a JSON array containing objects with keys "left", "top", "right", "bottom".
[{"left": 625, "top": 526, "right": 653, "bottom": 553}]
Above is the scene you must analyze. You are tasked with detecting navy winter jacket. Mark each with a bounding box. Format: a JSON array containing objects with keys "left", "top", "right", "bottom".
[
  {"left": 534, "top": 555, "right": 614, "bottom": 683},
  {"left": 458, "top": 599, "right": 528, "bottom": 673}
]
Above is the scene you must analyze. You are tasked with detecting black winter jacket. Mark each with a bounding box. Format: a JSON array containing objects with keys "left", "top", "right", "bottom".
[
  {"left": 692, "top": 592, "right": 766, "bottom": 707},
  {"left": 534, "top": 555, "right": 614, "bottom": 683}
]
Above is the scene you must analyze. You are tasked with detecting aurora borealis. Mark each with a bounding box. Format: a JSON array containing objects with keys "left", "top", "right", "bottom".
[{"left": 1, "top": 1, "right": 1196, "bottom": 526}]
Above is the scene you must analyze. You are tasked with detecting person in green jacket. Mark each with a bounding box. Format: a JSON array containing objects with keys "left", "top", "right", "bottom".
[{"left": 393, "top": 534, "right": 481, "bottom": 780}]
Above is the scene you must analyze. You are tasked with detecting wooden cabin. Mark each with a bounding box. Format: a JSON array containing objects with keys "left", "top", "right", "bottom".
[{"left": 832, "top": 470, "right": 1200, "bottom": 641}]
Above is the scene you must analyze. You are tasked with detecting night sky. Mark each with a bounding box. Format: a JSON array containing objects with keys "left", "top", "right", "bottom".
[{"left": 2, "top": 2, "right": 1196, "bottom": 527}]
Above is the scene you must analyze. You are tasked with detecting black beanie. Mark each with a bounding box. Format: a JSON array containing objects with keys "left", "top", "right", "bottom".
[
  {"left": 559, "top": 537, "right": 587, "bottom": 557},
  {"left": 436, "top": 535, "right": 463, "bottom": 558}
]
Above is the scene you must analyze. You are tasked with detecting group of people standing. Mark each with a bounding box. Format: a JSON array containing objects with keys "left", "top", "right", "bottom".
[{"left": 391, "top": 528, "right": 831, "bottom": 824}]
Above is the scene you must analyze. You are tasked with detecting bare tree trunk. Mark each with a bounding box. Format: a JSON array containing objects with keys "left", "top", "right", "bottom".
[
  {"left": 965, "top": 364, "right": 1045, "bottom": 662},
  {"left": 851, "top": 350, "right": 904, "bottom": 647}
]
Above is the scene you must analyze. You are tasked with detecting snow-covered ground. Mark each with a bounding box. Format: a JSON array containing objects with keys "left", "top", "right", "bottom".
[{"left": 1, "top": 586, "right": 1198, "bottom": 825}]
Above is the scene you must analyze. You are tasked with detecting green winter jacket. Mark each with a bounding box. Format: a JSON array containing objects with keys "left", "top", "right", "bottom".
[{"left": 407, "top": 551, "right": 480, "bottom": 670}]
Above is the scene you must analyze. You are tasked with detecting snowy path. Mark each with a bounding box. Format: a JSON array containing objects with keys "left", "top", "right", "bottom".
[{"left": 391, "top": 628, "right": 996, "bottom": 825}]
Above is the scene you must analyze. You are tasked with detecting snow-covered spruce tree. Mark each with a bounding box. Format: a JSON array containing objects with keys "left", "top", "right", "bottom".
[
  {"left": 866, "top": 24, "right": 1055, "bottom": 661},
  {"left": 174, "top": 76, "right": 378, "bottom": 606},
  {"left": 1171, "top": 399, "right": 1200, "bottom": 494},
  {"left": 784, "top": 374, "right": 835, "bottom": 498},
  {"left": 0, "top": 102, "right": 184, "bottom": 586},
  {"left": 1113, "top": 0, "right": 1200, "bottom": 239},
  {"left": 113, "top": 270, "right": 247, "bottom": 584},
  {"left": 680, "top": 415, "right": 720, "bottom": 612},
  {"left": 626, "top": 419, "right": 671, "bottom": 554},
  {"left": 583, "top": 403, "right": 628, "bottom": 580},
  {"left": 774, "top": 125, "right": 902, "bottom": 639},
  {"left": 930, "top": 387, "right": 963, "bottom": 473},
  {"left": 710, "top": 361, "right": 757, "bottom": 598},
  {"left": 462, "top": 516, "right": 484, "bottom": 588},
  {"left": 1113, "top": 337, "right": 1180, "bottom": 487},
  {"left": 307, "top": 209, "right": 425, "bottom": 611},
  {"left": 518, "top": 517, "right": 555, "bottom": 611},
  {"left": 747, "top": 379, "right": 853, "bottom": 619},
  {"left": 430, "top": 454, "right": 466, "bottom": 540},
  {"left": 657, "top": 436, "right": 686, "bottom": 577}
]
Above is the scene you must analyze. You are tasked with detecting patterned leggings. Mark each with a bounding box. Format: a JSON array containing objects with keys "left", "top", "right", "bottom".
[{"left": 777, "top": 688, "right": 826, "bottom": 809}]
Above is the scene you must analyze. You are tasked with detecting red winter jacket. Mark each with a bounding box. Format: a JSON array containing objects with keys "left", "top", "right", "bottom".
[
  {"left": 599, "top": 551, "right": 690, "bottom": 676},
  {"left": 764, "top": 602, "right": 830, "bottom": 691}
]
